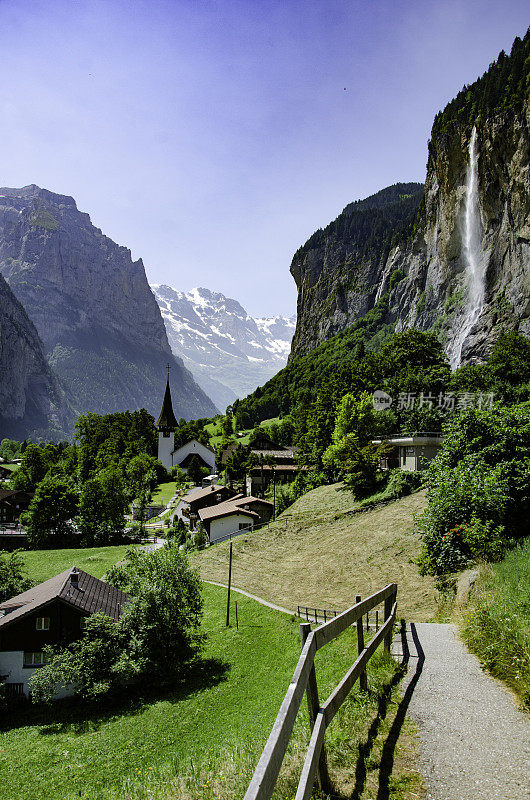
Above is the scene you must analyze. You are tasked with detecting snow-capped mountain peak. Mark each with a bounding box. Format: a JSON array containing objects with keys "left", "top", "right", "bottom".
[{"left": 150, "top": 284, "right": 295, "bottom": 410}]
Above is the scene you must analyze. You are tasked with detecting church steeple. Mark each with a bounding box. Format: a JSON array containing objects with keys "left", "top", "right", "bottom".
[
  {"left": 157, "top": 366, "right": 177, "bottom": 470},
  {"left": 156, "top": 366, "right": 178, "bottom": 431},
  {"left": 156, "top": 375, "right": 178, "bottom": 430}
]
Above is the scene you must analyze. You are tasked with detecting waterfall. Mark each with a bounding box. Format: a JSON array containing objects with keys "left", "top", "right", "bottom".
[{"left": 448, "top": 127, "right": 486, "bottom": 369}]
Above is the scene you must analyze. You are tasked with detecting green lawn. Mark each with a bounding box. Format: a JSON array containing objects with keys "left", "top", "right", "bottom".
[
  {"left": 0, "top": 585, "right": 302, "bottom": 800},
  {"left": 0, "top": 582, "right": 415, "bottom": 800},
  {"left": 22, "top": 545, "right": 134, "bottom": 584},
  {"left": 150, "top": 481, "right": 178, "bottom": 505}
]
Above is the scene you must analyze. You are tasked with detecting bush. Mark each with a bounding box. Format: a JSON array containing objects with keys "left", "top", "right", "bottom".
[
  {"left": 384, "top": 469, "right": 422, "bottom": 499},
  {"left": 416, "top": 405, "right": 530, "bottom": 577}
]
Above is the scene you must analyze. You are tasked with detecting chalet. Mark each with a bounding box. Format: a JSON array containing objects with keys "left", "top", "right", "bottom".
[
  {"left": 0, "top": 489, "right": 33, "bottom": 526},
  {"left": 197, "top": 494, "right": 274, "bottom": 543},
  {"left": 180, "top": 484, "right": 235, "bottom": 527},
  {"left": 231, "top": 495, "right": 274, "bottom": 524},
  {"left": 246, "top": 448, "right": 306, "bottom": 495},
  {"left": 371, "top": 433, "right": 443, "bottom": 472},
  {"left": 199, "top": 500, "right": 259, "bottom": 543},
  {"left": 0, "top": 567, "right": 129, "bottom": 698}
]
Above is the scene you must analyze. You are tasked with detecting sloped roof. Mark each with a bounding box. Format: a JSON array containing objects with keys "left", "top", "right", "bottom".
[
  {"left": 232, "top": 495, "right": 274, "bottom": 509},
  {"left": 199, "top": 500, "right": 259, "bottom": 522},
  {"left": 0, "top": 568, "right": 129, "bottom": 630},
  {"left": 156, "top": 377, "right": 178, "bottom": 429},
  {"left": 181, "top": 484, "right": 233, "bottom": 504},
  {"left": 172, "top": 439, "right": 215, "bottom": 455}
]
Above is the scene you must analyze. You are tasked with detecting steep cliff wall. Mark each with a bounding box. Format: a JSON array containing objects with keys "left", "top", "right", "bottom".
[
  {"left": 289, "top": 184, "right": 424, "bottom": 357},
  {"left": 0, "top": 186, "right": 217, "bottom": 420},
  {"left": 0, "top": 273, "right": 71, "bottom": 438},
  {"left": 290, "top": 31, "right": 530, "bottom": 366}
]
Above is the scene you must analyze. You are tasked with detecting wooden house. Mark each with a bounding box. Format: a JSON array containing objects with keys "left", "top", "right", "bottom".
[{"left": 0, "top": 567, "right": 129, "bottom": 698}]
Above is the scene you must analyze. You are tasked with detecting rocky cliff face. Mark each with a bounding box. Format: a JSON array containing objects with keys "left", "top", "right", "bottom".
[
  {"left": 290, "top": 33, "right": 530, "bottom": 366},
  {"left": 388, "top": 102, "right": 530, "bottom": 363},
  {"left": 0, "top": 273, "right": 71, "bottom": 438},
  {"left": 0, "top": 186, "right": 217, "bottom": 421},
  {"left": 289, "top": 184, "right": 424, "bottom": 357}
]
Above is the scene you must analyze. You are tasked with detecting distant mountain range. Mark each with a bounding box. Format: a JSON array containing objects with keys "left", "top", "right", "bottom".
[
  {"left": 0, "top": 185, "right": 217, "bottom": 437},
  {"left": 151, "top": 285, "right": 295, "bottom": 410}
]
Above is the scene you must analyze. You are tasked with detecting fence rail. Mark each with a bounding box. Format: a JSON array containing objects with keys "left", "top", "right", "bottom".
[
  {"left": 296, "top": 606, "right": 339, "bottom": 624},
  {"left": 244, "top": 583, "right": 398, "bottom": 800}
]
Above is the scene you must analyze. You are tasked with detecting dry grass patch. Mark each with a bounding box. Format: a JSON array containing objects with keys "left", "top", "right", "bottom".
[{"left": 193, "top": 483, "right": 436, "bottom": 622}]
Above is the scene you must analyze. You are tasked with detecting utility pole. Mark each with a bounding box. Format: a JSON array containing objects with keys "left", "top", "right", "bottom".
[{"left": 226, "top": 541, "right": 233, "bottom": 627}]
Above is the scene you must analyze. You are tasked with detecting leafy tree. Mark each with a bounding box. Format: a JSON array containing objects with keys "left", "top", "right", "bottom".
[
  {"left": 76, "top": 467, "right": 127, "bottom": 545},
  {"left": 187, "top": 454, "right": 209, "bottom": 485},
  {"left": 107, "top": 544, "right": 204, "bottom": 679},
  {"left": 0, "top": 550, "right": 31, "bottom": 602},
  {"left": 0, "top": 439, "right": 22, "bottom": 462},
  {"left": 23, "top": 476, "right": 79, "bottom": 548},
  {"left": 11, "top": 444, "right": 48, "bottom": 491}
]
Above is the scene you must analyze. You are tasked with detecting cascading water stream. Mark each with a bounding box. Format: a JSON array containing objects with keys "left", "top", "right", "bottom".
[{"left": 448, "top": 127, "right": 486, "bottom": 369}]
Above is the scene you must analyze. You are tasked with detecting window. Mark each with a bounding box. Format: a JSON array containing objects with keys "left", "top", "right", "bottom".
[
  {"left": 36, "top": 616, "right": 50, "bottom": 631},
  {"left": 23, "top": 652, "right": 46, "bottom": 667},
  {"left": 80, "top": 616, "right": 89, "bottom": 629}
]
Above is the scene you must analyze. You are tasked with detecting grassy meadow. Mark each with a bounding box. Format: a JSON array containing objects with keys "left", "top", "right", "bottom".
[
  {"left": 192, "top": 482, "right": 437, "bottom": 622},
  {"left": 22, "top": 545, "right": 135, "bottom": 584}
]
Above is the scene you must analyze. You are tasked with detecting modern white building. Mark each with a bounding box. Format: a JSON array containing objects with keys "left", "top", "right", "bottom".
[{"left": 371, "top": 433, "right": 443, "bottom": 471}]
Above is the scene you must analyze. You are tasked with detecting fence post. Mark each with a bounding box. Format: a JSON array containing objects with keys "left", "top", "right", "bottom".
[
  {"left": 356, "top": 595, "right": 368, "bottom": 692},
  {"left": 384, "top": 590, "right": 394, "bottom": 653},
  {"left": 300, "top": 622, "right": 332, "bottom": 795}
]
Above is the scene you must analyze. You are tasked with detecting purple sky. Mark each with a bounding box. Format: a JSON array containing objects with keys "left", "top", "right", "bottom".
[{"left": 0, "top": 0, "right": 527, "bottom": 316}]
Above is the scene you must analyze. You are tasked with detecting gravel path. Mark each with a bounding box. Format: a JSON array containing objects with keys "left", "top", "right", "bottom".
[{"left": 397, "top": 622, "right": 530, "bottom": 799}]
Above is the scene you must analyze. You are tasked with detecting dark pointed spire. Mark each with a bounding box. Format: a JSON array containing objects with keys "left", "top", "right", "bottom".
[{"left": 156, "top": 371, "right": 178, "bottom": 430}]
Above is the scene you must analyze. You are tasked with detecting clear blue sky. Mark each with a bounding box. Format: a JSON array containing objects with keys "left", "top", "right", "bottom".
[{"left": 0, "top": 0, "right": 527, "bottom": 316}]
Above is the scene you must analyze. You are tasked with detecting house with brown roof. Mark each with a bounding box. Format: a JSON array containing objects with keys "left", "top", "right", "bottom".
[
  {"left": 0, "top": 567, "right": 129, "bottom": 698},
  {"left": 198, "top": 500, "right": 259, "bottom": 543},
  {"left": 198, "top": 495, "right": 274, "bottom": 543},
  {"left": 181, "top": 484, "right": 235, "bottom": 515},
  {"left": 245, "top": 448, "right": 307, "bottom": 495}
]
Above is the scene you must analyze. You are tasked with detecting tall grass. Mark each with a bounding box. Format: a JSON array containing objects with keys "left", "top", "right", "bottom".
[{"left": 461, "top": 539, "right": 530, "bottom": 709}]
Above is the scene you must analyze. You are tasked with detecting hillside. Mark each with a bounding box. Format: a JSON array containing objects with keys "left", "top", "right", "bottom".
[
  {"left": 0, "top": 186, "right": 217, "bottom": 424},
  {"left": 290, "top": 29, "right": 530, "bottom": 366},
  {"left": 152, "top": 284, "right": 295, "bottom": 410},
  {"left": 192, "top": 483, "right": 436, "bottom": 622}
]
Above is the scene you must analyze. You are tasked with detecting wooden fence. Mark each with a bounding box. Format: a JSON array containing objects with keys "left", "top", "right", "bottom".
[
  {"left": 296, "top": 606, "right": 339, "bottom": 624},
  {"left": 244, "top": 583, "right": 398, "bottom": 800}
]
